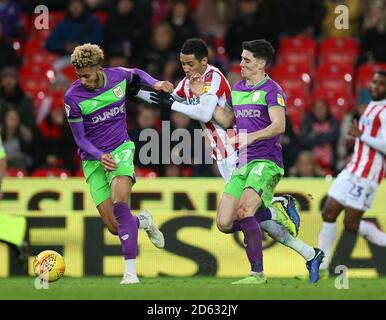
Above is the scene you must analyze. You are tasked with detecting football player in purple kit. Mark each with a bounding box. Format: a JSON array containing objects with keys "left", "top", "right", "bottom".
[
  {"left": 215, "top": 40, "right": 325, "bottom": 284},
  {"left": 64, "top": 43, "right": 173, "bottom": 284}
]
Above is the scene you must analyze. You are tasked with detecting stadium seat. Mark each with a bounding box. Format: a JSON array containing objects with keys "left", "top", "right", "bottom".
[
  {"left": 316, "top": 63, "right": 354, "bottom": 95},
  {"left": 6, "top": 168, "right": 27, "bottom": 178},
  {"left": 277, "top": 50, "right": 315, "bottom": 71},
  {"left": 319, "top": 36, "right": 359, "bottom": 58},
  {"left": 286, "top": 93, "right": 308, "bottom": 136},
  {"left": 31, "top": 168, "right": 71, "bottom": 179},
  {"left": 356, "top": 62, "right": 386, "bottom": 91},
  {"left": 279, "top": 36, "right": 317, "bottom": 58},
  {"left": 272, "top": 63, "right": 312, "bottom": 90},
  {"left": 319, "top": 48, "right": 356, "bottom": 67}
]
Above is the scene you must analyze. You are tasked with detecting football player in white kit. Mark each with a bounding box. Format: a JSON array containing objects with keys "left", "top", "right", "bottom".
[
  {"left": 318, "top": 70, "right": 386, "bottom": 278},
  {"left": 136, "top": 38, "right": 325, "bottom": 283}
]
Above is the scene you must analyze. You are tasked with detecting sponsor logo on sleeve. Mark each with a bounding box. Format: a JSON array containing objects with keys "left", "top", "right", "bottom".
[
  {"left": 64, "top": 104, "right": 71, "bottom": 117},
  {"left": 277, "top": 93, "right": 285, "bottom": 106}
]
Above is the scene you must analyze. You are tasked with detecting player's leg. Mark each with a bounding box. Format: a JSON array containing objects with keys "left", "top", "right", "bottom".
[
  {"left": 216, "top": 193, "right": 239, "bottom": 233},
  {"left": 232, "top": 187, "right": 267, "bottom": 284},
  {"left": 109, "top": 175, "right": 140, "bottom": 284},
  {"left": 108, "top": 141, "right": 164, "bottom": 249},
  {"left": 317, "top": 170, "right": 351, "bottom": 273}
]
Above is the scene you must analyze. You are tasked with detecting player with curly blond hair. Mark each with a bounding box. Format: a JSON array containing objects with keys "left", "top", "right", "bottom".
[{"left": 64, "top": 43, "right": 174, "bottom": 284}]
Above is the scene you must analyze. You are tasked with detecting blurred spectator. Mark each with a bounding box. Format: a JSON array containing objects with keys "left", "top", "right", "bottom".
[
  {"left": 225, "top": 65, "right": 242, "bottom": 87},
  {"left": 0, "top": 0, "right": 24, "bottom": 39},
  {"left": 0, "top": 67, "right": 35, "bottom": 130},
  {"left": 0, "top": 21, "right": 20, "bottom": 70},
  {"left": 36, "top": 75, "right": 70, "bottom": 125},
  {"left": 195, "top": 0, "right": 236, "bottom": 38},
  {"left": 224, "top": 0, "right": 279, "bottom": 63},
  {"left": 141, "top": 22, "right": 180, "bottom": 83},
  {"left": 129, "top": 103, "right": 161, "bottom": 171},
  {"left": 276, "top": 0, "right": 325, "bottom": 37},
  {"left": 84, "top": 0, "right": 111, "bottom": 11},
  {"left": 104, "top": 0, "right": 150, "bottom": 66},
  {"left": 321, "top": 0, "right": 362, "bottom": 37},
  {"left": 281, "top": 115, "right": 301, "bottom": 176},
  {"left": 106, "top": 48, "right": 129, "bottom": 68},
  {"left": 288, "top": 150, "right": 326, "bottom": 177},
  {"left": 45, "top": 0, "right": 103, "bottom": 56},
  {"left": 163, "top": 163, "right": 182, "bottom": 176},
  {"left": 360, "top": 0, "right": 386, "bottom": 63},
  {"left": 166, "top": 0, "right": 199, "bottom": 49},
  {"left": 300, "top": 99, "right": 340, "bottom": 175},
  {"left": 36, "top": 103, "right": 75, "bottom": 172},
  {"left": 151, "top": 0, "right": 172, "bottom": 29},
  {"left": 0, "top": 106, "right": 34, "bottom": 171}
]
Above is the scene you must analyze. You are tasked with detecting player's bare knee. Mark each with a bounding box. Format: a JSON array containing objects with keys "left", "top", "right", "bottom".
[
  {"left": 343, "top": 218, "right": 359, "bottom": 233},
  {"left": 216, "top": 220, "right": 232, "bottom": 233},
  {"left": 322, "top": 208, "right": 338, "bottom": 222},
  {"left": 237, "top": 203, "right": 250, "bottom": 219}
]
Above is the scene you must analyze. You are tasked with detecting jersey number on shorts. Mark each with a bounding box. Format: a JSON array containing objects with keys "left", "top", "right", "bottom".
[
  {"left": 349, "top": 183, "right": 363, "bottom": 198},
  {"left": 254, "top": 163, "right": 265, "bottom": 176},
  {"left": 113, "top": 149, "right": 132, "bottom": 165}
]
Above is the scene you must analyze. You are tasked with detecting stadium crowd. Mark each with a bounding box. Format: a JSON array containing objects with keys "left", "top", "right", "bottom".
[{"left": 0, "top": 0, "right": 385, "bottom": 178}]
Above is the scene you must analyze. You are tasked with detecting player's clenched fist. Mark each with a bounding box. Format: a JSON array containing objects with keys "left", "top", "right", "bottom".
[
  {"left": 100, "top": 153, "right": 118, "bottom": 171},
  {"left": 154, "top": 81, "right": 174, "bottom": 93}
]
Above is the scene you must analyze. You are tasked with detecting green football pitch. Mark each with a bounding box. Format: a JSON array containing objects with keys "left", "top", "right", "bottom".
[{"left": 1, "top": 277, "right": 386, "bottom": 300}]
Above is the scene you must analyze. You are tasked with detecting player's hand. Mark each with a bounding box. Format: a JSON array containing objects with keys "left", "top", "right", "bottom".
[
  {"left": 154, "top": 81, "right": 174, "bottom": 94},
  {"left": 343, "top": 136, "right": 355, "bottom": 148},
  {"left": 347, "top": 119, "right": 361, "bottom": 138},
  {"left": 148, "top": 91, "right": 175, "bottom": 108},
  {"left": 100, "top": 153, "right": 118, "bottom": 171},
  {"left": 126, "top": 74, "right": 141, "bottom": 97},
  {"left": 189, "top": 74, "right": 205, "bottom": 96},
  {"left": 228, "top": 132, "right": 254, "bottom": 150}
]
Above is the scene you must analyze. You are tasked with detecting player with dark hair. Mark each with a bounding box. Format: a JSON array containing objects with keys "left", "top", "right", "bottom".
[
  {"left": 64, "top": 43, "right": 173, "bottom": 284},
  {"left": 318, "top": 70, "right": 386, "bottom": 278},
  {"left": 140, "top": 38, "right": 325, "bottom": 283},
  {"left": 213, "top": 39, "right": 324, "bottom": 284}
]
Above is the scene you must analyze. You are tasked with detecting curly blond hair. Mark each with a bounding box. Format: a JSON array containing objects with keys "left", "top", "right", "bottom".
[{"left": 70, "top": 43, "right": 104, "bottom": 69}]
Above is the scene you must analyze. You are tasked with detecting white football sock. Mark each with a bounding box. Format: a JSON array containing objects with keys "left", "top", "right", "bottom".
[
  {"left": 318, "top": 222, "right": 337, "bottom": 270},
  {"left": 125, "top": 259, "right": 136, "bottom": 275},
  {"left": 260, "top": 221, "right": 315, "bottom": 261},
  {"left": 358, "top": 220, "right": 386, "bottom": 246}
]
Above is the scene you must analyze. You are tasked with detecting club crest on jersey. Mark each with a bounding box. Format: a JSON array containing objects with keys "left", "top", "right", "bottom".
[
  {"left": 277, "top": 93, "right": 285, "bottom": 106},
  {"left": 252, "top": 91, "right": 260, "bottom": 103},
  {"left": 64, "top": 104, "right": 71, "bottom": 117},
  {"left": 113, "top": 85, "right": 124, "bottom": 98}
]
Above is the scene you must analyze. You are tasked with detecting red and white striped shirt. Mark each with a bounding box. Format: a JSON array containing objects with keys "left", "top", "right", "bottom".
[
  {"left": 346, "top": 99, "right": 386, "bottom": 184},
  {"left": 172, "top": 64, "right": 235, "bottom": 160}
]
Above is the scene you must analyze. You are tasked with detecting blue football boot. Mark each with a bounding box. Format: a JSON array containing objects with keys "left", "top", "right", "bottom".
[{"left": 306, "top": 248, "right": 326, "bottom": 283}]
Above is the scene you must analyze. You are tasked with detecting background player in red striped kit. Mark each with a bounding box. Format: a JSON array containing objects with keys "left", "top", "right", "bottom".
[{"left": 318, "top": 70, "right": 386, "bottom": 278}]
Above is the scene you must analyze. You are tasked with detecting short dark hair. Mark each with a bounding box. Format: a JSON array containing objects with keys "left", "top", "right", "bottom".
[
  {"left": 181, "top": 38, "right": 208, "bottom": 60},
  {"left": 375, "top": 70, "right": 386, "bottom": 77},
  {"left": 242, "top": 39, "right": 275, "bottom": 64}
]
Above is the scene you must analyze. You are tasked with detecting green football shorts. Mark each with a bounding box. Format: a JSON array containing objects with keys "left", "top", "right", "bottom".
[
  {"left": 224, "top": 159, "right": 284, "bottom": 208},
  {"left": 82, "top": 140, "right": 136, "bottom": 207}
]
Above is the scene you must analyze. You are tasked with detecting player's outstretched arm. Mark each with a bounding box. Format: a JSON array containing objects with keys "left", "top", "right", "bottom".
[
  {"left": 171, "top": 93, "right": 219, "bottom": 123},
  {"left": 213, "top": 103, "right": 235, "bottom": 129}
]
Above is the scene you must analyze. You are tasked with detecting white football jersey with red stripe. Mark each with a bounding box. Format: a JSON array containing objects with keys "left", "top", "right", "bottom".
[
  {"left": 346, "top": 99, "right": 386, "bottom": 184},
  {"left": 172, "top": 64, "right": 235, "bottom": 160}
]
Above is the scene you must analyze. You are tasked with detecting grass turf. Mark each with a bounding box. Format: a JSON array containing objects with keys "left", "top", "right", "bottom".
[{"left": 1, "top": 277, "right": 386, "bottom": 300}]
